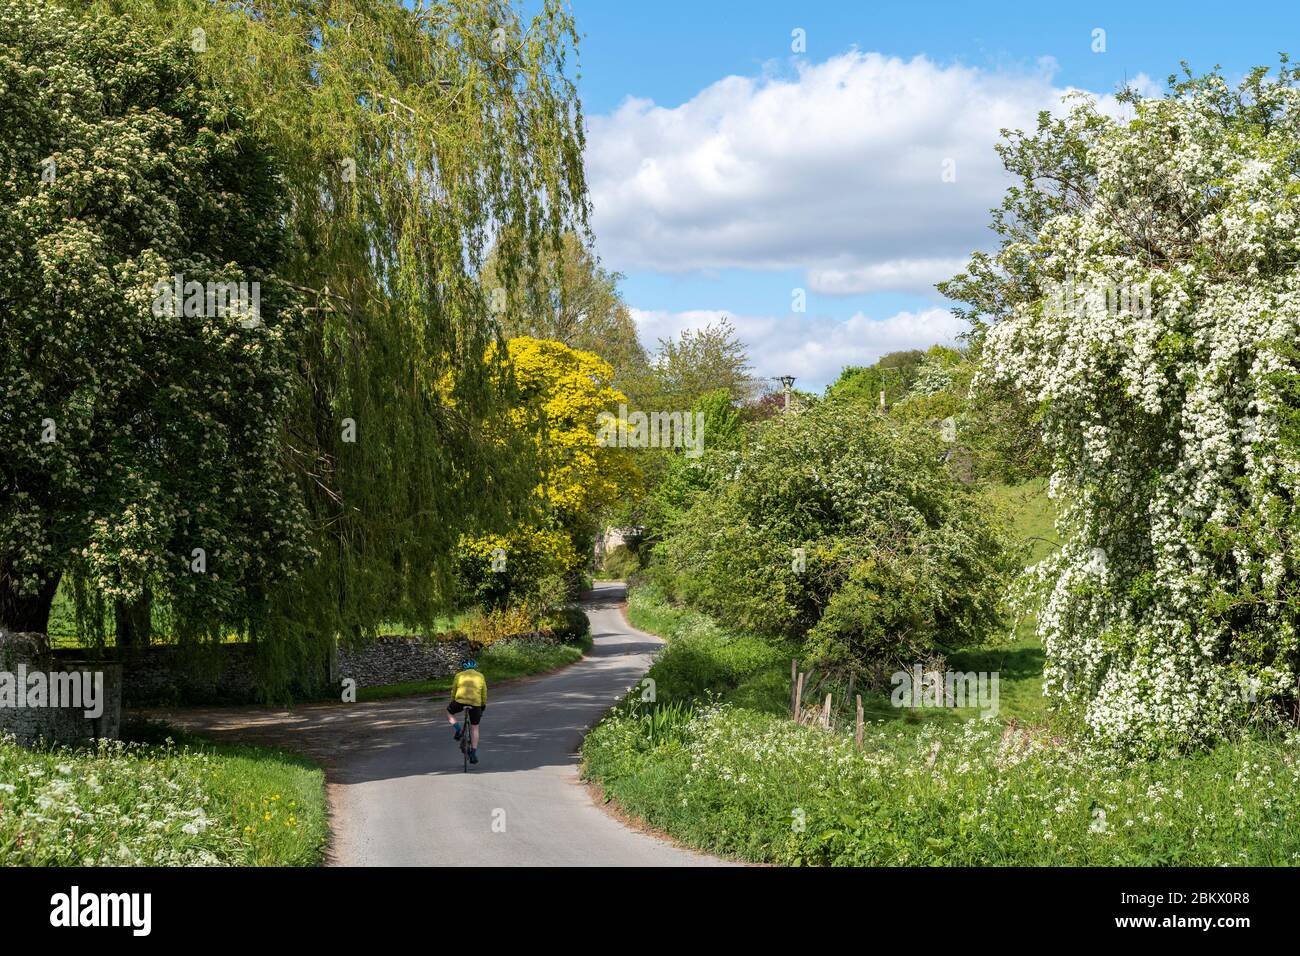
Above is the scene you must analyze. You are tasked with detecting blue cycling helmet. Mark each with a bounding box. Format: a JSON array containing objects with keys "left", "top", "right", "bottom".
[{"left": 461, "top": 659, "right": 478, "bottom": 670}]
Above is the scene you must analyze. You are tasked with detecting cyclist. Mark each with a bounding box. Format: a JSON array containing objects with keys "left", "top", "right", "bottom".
[{"left": 446, "top": 657, "right": 487, "bottom": 764}]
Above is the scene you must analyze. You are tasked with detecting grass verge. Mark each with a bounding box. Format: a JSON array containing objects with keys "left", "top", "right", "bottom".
[
  {"left": 0, "top": 720, "right": 327, "bottom": 866},
  {"left": 584, "top": 687, "right": 1300, "bottom": 865}
]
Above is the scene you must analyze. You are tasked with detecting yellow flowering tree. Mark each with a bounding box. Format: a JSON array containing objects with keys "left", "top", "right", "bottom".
[
  {"left": 459, "top": 337, "right": 640, "bottom": 605},
  {"left": 507, "top": 338, "right": 639, "bottom": 515}
]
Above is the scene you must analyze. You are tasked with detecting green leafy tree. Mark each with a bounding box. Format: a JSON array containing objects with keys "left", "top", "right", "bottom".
[
  {"left": 648, "top": 400, "right": 1015, "bottom": 673},
  {"left": 879, "top": 345, "right": 1050, "bottom": 483},
  {"left": 634, "top": 388, "right": 745, "bottom": 547},
  {"left": 825, "top": 350, "right": 926, "bottom": 408},
  {"left": 0, "top": 0, "right": 309, "bottom": 646},
  {"left": 613, "top": 319, "right": 757, "bottom": 536},
  {"left": 455, "top": 526, "right": 574, "bottom": 611},
  {"left": 631, "top": 317, "right": 757, "bottom": 411}
]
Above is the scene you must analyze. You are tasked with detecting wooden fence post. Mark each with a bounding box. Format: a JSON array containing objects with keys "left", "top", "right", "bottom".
[
  {"left": 855, "top": 695, "right": 864, "bottom": 748},
  {"left": 794, "top": 671, "right": 805, "bottom": 722},
  {"left": 822, "top": 693, "right": 832, "bottom": 729},
  {"left": 790, "top": 659, "right": 797, "bottom": 717}
]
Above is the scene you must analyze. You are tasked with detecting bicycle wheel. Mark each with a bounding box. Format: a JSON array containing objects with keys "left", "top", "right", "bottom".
[{"left": 461, "top": 717, "right": 469, "bottom": 773}]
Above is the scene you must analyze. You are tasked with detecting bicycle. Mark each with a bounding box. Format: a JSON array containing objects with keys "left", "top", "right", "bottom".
[{"left": 457, "top": 715, "right": 470, "bottom": 772}]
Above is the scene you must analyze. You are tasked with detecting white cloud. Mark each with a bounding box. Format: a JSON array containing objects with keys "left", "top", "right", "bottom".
[
  {"left": 589, "top": 51, "right": 1153, "bottom": 296},
  {"left": 807, "top": 257, "right": 971, "bottom": 295},
  {"left": 631, "top": 306, "right": 966, "bottom": 392}
]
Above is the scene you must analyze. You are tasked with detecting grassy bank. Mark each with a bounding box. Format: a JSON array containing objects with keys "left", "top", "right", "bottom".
[
  {"left": 0, "top": 722, "right": 327, "bottom": 866},
  {"left": 585, "top": 688, "right": 1300, "bottom": 865},
  {"left": 582, "top": 481, "right": 1300, "bottom": 865}
]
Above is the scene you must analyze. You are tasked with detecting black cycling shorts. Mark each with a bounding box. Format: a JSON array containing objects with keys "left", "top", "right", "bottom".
[{"left": 447, "top": 701, "right": 484, "bottom": 725}]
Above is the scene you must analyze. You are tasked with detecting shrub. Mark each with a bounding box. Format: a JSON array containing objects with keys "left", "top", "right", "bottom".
[
  {"left": 450, "top": 601, "right": 588, "bottom": 650},
  {"left": 647, "top": 401, "right": 1016, "bottom": 675},
  {"left": 625, "top": 585, "right": 790, "bottom": 702},
  {"left": 600, "top": 544, "right": 640, "bottom": 579},
  {"left": 539, "top": 605, "right": 590, "bottom": 643},
  {"left": 461, "top": 605, "right": 535, "bottom": 649}
]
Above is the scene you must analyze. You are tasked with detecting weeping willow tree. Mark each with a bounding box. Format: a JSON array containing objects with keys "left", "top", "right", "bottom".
[{"left": 59, "top": 0, "right": 590, "bottom": 692}]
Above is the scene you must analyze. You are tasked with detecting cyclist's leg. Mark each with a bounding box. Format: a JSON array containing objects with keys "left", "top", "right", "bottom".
[
  {"left": 469, "top": 706, "right": 483, "bottom": 749},
  {"left": 447, "top": 701, "right": 465, "bottom": 735}
]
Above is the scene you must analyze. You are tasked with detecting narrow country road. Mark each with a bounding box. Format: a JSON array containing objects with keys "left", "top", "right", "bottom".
[
  {"left": 329, "top": 581, "right": 720, "bottom": 866},
  {"left": 156, "top": 581, "right": 723, "bottom": 866}
]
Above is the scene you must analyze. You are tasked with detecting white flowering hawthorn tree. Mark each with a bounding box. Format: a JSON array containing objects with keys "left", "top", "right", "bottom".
[
  {"left": 0, "top": 1, "right": 310, "bottom": 641},
  {"left": 943, "top": 63, "right": 1300, "bottom": 755}
]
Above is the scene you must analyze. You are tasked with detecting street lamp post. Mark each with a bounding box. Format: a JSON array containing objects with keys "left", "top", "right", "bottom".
[{"left": 777, "top": 375, "right": 796, "bottom": 412}]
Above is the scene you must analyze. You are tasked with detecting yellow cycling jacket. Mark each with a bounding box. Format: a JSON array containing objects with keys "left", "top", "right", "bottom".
[{"left": 451, "top": 668, "right": 487, "bottom": 708}]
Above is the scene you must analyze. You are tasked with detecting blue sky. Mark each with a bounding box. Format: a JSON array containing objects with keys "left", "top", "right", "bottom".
[{"left": 557, "top": 0, "right": 1299, "bottom": 389}]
